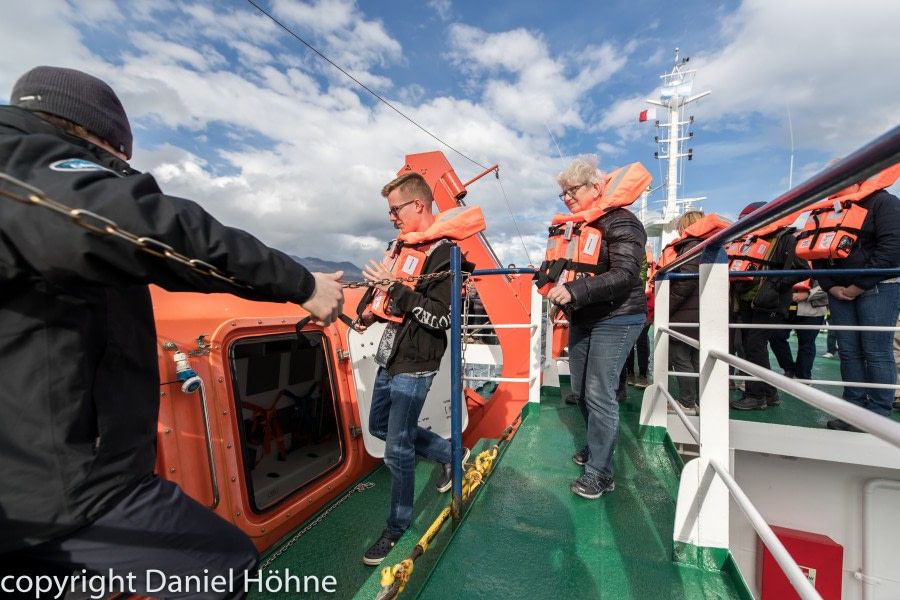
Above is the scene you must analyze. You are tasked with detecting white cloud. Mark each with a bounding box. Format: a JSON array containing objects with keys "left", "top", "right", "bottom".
[{"left": 446, "top": 24, "right": 628, "bottom": 135}]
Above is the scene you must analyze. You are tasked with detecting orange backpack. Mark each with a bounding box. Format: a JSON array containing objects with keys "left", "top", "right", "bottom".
[{"left": 535, "top": 162, "right": 651, "bottom": 295}]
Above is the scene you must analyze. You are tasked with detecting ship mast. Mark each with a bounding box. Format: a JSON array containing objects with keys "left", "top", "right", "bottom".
[{"left": 643, "top": 48, "right": 711, "bottom": 247}]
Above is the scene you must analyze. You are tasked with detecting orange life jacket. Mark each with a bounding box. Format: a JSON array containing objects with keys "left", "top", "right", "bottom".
[
  {"left": 535, "top": 162, "right": 651, "bottom": 295},
  {"left": 795, "top": 163, "right": 900, "bottom": 261},
  {"left": 365, "top": 205, "right": 486, "bottom": 322},
  {"left": 658, "top": 214, "right": 731, "bottom": 268},
  {"left": 726, "top": 211, "right": 802, "bottom": 280}
]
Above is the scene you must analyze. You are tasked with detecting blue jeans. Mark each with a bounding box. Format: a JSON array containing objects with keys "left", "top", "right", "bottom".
[
  {"left": 769, "top": 314, "right": 824, "bottom": 379},
  {"left": 369, "top": 367, "right": 450, "bottom": 535},
  {"left": 569, "top": 315, "right": 644, "bottom": 479},
  {"left": 828, "top": 282, "right": 900, "bottom": 417}
]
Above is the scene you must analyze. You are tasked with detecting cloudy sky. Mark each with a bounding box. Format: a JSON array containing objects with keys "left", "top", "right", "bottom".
[{"left": 2, "top": 0, "right": 898, "bottom": 270}]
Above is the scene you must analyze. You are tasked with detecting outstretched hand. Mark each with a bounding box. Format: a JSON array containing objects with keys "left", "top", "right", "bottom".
[
  {"left": 363, "top": 259, "right": 397, "bottom": 292},
  {"left": 301, "top": 271, "right": 345, "bottom": 326}
]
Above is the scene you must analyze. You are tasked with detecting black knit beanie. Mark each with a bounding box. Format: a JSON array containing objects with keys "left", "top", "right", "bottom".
[{"left": 10, "top": 66, "right": 133, "bottom": 159}]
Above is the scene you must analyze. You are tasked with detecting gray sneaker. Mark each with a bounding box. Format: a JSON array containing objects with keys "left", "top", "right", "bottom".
[
  {"left": 572, "top": 446, "right": 589, "bottom": 465},
  {"left": 571, "top": 471, "right": 615, "bottom": 499},
  {"left": 634, "top": 375, "right": 649, "bottom": 389},
  {"left": 730, "top": 395, "right": 767, "bottom": 411},
  {"left": 436, "top": 447, "right": 470, "bottom": 493}
]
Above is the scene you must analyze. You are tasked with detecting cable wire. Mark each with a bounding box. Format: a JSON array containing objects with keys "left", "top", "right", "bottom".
[{"left": 245, "top": 0, "right": 488, "bottom": 171}]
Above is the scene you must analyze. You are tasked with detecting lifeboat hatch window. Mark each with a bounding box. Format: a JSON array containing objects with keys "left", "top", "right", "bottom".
[{"left": 229, "top": 332, "right": 343, "bottom": 512}]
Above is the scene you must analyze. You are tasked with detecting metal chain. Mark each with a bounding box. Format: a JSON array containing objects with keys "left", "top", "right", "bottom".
[
  {"left": 340, "top": 270, "right": 452, "bottom": 289},
  {"left": 461, "top": 279, "right": 472, "bottom": 382},
  {"left": 0, "top": 172, "right": 253, "bottom": 290},
  {"left": 257, "top": 481, "right": 375, "bottom": 572}
]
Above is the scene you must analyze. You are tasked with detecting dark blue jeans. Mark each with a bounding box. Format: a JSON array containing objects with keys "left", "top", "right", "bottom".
[
  {"left": 828, "top": 282, "right": 900, "bottom": 417},
  {"left": 369, "top": 367, "right": 450, "bottom": 535},
  {"left": 769, "top": 314, "right": 825, "bottom": 379},
  {"left": 569, "top": 315, "right": 644, "bottom": 480}
]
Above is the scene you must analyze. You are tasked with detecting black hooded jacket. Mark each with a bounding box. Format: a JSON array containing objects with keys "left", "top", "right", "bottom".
[
  {"left": 0, "top": 106, "right": 318, "bottom": 551},
  {"left": 564, "top": 207, "right": 648, "bottom": 327}
]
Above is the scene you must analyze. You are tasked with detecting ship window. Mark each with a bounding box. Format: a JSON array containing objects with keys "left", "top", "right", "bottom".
[{"left": 229, "top": 331, "right": 343, "bottom": 512}]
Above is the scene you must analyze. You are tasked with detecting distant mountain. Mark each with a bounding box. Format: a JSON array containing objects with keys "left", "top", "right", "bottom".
[{"left": 291, "top": 256, "right": 364, "bottom": 282}]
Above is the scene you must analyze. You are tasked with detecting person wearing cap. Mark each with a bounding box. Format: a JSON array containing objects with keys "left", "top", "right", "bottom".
[{"left": 0, "top": 66, "right": 344, "bottom": 597}]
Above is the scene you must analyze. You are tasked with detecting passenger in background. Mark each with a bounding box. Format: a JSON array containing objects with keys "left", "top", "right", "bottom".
[
  {"left": 729, "top": 201, "right": 808, "bottom": 411},
  {"left": 823, "top": 312, "right": 839, "bottom": 359},
  {"left": 0, "top": 66, "right": 345, "bottom": 598},
  {"left": 894, "top": 315, "right": 900, "bottom": 411},
  {"left": 544, "top": 156, "right": 647, "bottom": 500},
  {"left": 659, "top": 211, "right": 730, "bottom": 414},
  {"left": 805, "top": 166, "right": 900, "bottom": 430},
  {"left": 624, "top": 251, "right": 654, "bottom": 391},
  {"left": 769, "top": 279, "right": 827, "bottom": 381}
]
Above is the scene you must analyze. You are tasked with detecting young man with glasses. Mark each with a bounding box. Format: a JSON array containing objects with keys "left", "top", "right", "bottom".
[{"left": 353, "top": 172, "right": 471, "bottom": 565}]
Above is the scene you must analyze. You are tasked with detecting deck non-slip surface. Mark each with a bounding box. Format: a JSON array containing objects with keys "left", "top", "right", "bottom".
[{"left": 414, "top": 385, "right": 744, "bottom": 599}]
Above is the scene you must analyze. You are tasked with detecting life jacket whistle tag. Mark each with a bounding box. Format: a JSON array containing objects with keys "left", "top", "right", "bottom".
[{"left": 564, "top": 221, "right": 574, "bottom": 241}]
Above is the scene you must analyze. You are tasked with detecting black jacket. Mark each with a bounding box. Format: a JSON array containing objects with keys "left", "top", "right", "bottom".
[
  {"left": 733, "top": 228, "right": 808, "bottom": 317},
  {"left": 0, "top": 106, "right": 318, "bottom": 551},
  {"left": 382, "top": 241, "right": 473, "bottom": 375},
  {"left": 814, "top": 190, "right": 900, "bottom": 291},
  {"left": 668, "top": 237, "right": 702, "bottom": 338},
  {"left": 564, "top": 207, "right": 647, "bottom": 327}
]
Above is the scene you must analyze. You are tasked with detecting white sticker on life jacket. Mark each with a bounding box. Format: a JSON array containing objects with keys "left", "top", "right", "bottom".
[
  {"left": 401, "top": 255, "right": 420, "bottom": 275},
  {"left": 754, "top": 241, "right": 770, "bottom": 256},
  {"left": 371, "top": 291, "right": 384, "bottom": 311},
  {"left": 817, "top": 232, "right": 836, "bottom": 249},
  {"left": 582, "top": 232, "right": 600, "bottom": 257}
]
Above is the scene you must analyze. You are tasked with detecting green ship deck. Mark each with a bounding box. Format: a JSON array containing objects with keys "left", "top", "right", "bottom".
[
  {"left": 251, "top": 384, "right": 748, "bottom": 599},
  {"left": 251, "top": 332, "right": 897, "bottom": 599}
]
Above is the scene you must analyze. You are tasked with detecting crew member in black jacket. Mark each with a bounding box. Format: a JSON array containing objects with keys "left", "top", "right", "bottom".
[
  {"left": 0, "top": 66, "right": 344, "bottom": 598},
  {"left": 546, "top": 156, "right": 647, "bottom": 500}
]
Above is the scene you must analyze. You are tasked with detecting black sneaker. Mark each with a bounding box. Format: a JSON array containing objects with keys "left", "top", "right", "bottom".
[
  {"left": 571, "top": 471, "right": 615, "bottom": 499},
  {"left": 616, "top": 386, "right": 627, "bottom": 403},
  {"left": 765, "top": 392, "right": 781, "bottom": 406},
  {"left": 572, "top": 446, "right": 589, "bottom": 465},
  {"left": 564, "top": 393, "right": 578, "bottom": 405},
  {"left": 436, "top": 447, "right": 470, "bottom": 493},
  {"left": 826, "top": 419, "right": 863, "bottom": 433},
  {"left": 363, "top": 530, "right": 401, "bottom": 565},
  {"left": 730, "top": 395, "right": 767, "bottom": 411}
]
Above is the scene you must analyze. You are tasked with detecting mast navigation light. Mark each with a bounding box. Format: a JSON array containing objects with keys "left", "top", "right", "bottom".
[{"left": 688, "top": 149, "right": 693, "bottom": 161}]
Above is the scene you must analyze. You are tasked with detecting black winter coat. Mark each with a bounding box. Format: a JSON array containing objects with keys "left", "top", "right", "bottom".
[
  {"left": 564, "top": 207, "right": 647, "bottom": 327},
  {"left": 735, "top": 229, "right": 808, "bottom": 317},
  {"left": 668, "top": 237, "right": 702, "bottom": 338},
  {"left": 0, "top": 107, "right": 317, "bottom": 551},
  {"left": 814, "top": 190, "right": 900, "bottom": 291}
]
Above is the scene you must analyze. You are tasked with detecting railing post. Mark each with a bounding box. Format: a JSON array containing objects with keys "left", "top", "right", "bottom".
[
  {"left": 450, "top": 245, "right": 463, "bottom": 522},
  {"left": 673, "top": 244, "right": 731, "bottom": 565},
  {"left": 528, "top": 282, "right": 542, "bottom": 403},
  {"left": 641, "top": 277, "right": 670, "bottom": 429},
  {"left": 697, "top": 245, "right": 731, "bottom": 542}
]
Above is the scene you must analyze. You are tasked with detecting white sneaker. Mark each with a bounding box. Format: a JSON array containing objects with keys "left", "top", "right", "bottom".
[{"left": 822, "top": 352, "right": 834, "bottom": 359}]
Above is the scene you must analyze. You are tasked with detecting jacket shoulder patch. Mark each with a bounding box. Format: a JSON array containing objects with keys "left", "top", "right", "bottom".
[{"left": 50, "top": 159, "right": 114, "bottom": 174}]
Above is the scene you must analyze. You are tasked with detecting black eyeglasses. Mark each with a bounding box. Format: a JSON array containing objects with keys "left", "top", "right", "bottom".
[
  {"left": 559, "top": 183, "right": 587, "bottom": 201},
  {"left": 388, "top": 199, "right": 417, "bottom": 218}
]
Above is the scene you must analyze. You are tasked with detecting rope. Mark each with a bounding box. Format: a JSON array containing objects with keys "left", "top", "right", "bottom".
[{"left": 244, "top": 0, "right": 489, "bottom": 172}]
